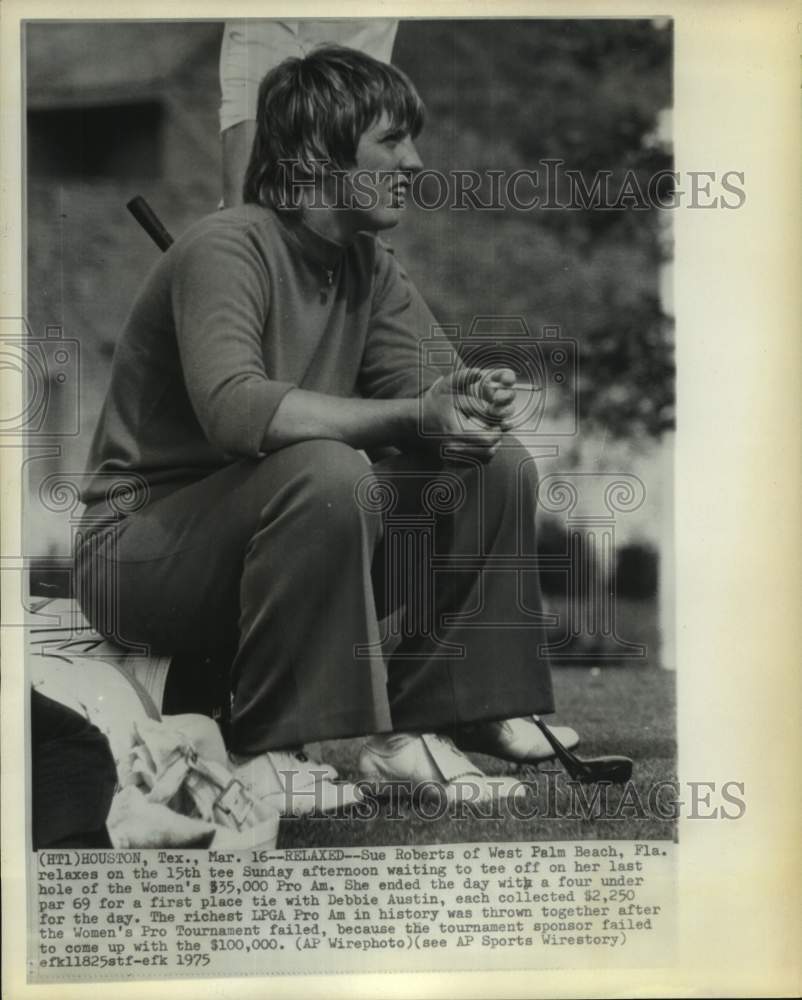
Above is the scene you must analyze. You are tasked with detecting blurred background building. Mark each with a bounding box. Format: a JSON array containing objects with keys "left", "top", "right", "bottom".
[{"left": 24, "top": 18, "right": 674, "bottom": 666}]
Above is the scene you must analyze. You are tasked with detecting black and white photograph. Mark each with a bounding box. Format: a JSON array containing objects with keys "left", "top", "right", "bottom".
[
  {"left": 24, "top": 15, "right": 676, "bottom": 845},
  {"left": 2, "top": 4, "right": 799, "bottom": 997}
]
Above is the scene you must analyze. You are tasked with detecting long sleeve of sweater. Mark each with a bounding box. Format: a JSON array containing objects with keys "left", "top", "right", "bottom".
[
  {"left": 82, "top": 206, "right": 446, "bottom": 504},
  {"left": 170, "top": 225, "right": 296, "bottom": 457}
]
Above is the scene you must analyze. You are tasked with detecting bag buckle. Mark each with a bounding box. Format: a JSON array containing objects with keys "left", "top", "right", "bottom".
[{"left": 214, "top": 778, "right": 253, "bottom": 829}]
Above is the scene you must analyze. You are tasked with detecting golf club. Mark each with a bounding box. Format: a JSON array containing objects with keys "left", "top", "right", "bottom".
[
  {"left": 531, "top": 716, "right": 633, "bottom": 784},
  {"left": 127, "top": 195, "right": 174, "bottom": 251}
]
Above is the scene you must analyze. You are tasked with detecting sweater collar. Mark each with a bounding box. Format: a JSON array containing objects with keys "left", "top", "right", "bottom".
[{"left": 276, "top": 210, "right": 348, "bottom": 271}]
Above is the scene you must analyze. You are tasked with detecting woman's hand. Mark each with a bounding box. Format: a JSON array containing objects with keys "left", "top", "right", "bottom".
[
  {"left": 420, "top": 368, "right": 515, "bottom": 462},
  {"left": 460, "top": 367, "right": 517, "bottom": 430}
]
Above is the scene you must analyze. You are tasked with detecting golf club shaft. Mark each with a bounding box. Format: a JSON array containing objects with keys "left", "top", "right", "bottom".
[{"left": 532, "top": 716, "right": 633, "bottom": 783}]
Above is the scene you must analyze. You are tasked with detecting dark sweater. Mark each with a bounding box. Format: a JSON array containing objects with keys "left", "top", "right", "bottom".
[{"left": 83, "top": 205, "right": 441, "bottom": 503}]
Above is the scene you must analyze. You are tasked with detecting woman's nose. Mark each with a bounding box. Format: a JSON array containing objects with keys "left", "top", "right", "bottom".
[{"left": 398, "top": 136, "right": 423, "bottom": 172}]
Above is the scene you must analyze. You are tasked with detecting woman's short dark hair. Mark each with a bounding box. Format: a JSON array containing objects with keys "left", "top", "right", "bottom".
[{"left": 243, "top": 44, "right": 425, "bottom": 210}]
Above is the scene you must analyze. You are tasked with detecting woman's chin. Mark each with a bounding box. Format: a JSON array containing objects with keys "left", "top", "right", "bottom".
[{"left": 359, "top": 207, "right": 404, "bottom": 232}]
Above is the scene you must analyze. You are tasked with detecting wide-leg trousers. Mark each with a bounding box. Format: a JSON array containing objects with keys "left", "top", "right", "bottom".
[{"left": 75, "top": 439, "right": 555, "bottom": 754}]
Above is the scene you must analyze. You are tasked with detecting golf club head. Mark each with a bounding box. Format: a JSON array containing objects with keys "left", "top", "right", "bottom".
[
  {"left": 530, "top": 716, "right": 633, "bottom": 784},
  {"left": 570, "top": 754, "right": 633, "bottom": 785}
]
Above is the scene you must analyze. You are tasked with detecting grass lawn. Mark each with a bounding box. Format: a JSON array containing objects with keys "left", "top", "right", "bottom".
[{"left": 278, "top": 664, "right": 676, "bottom": 848}]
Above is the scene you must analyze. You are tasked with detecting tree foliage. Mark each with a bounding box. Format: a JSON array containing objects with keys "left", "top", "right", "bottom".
[{"left": 394, "top": 19, "right": 674, "bottom": 440}]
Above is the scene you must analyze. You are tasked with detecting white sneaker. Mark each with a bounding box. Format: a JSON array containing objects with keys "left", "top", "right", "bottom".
[
  {"left": 230, "top": 749, "right": 361, "bottom": 817},
  {"left": 454, "top": 717, "right": 580, "bottom": 763},
  {"left": 358, "top": 733, "right": 526, "bottom": 805}
]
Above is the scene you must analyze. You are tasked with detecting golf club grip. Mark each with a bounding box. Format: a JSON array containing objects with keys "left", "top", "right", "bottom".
[{"left": 126, "top": 196, "right": 174, "bottom": 252}]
